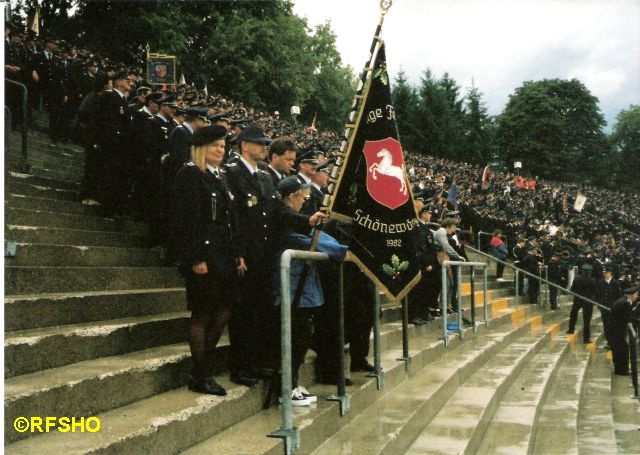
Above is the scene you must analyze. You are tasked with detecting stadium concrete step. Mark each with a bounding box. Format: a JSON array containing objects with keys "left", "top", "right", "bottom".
[
  {"left": 6, "top": 224, "right": 147, "bottom": 247},
  {"left": 529, "top": 330, "right": 603, "bottom": 454},
  {"left": 611, "top": 361, "right": 640, "bottom": 453},
  {"left": 4, "top": 342, "right": 195, "bottom": 444},
  {"left": 403, "top": 318, "right": 569, "bottom": 455},
  {"left": 5, "top": 266, "right": 183, "bottom": 294},
  {"left": 27, "top": 165, "right": 83, "bottom": 184},
  {"left": 6, "top": 154, "right": 84, "bottom": 175},
  {"left": 576, "top": 337, "right": 619, "bottom": 454},
  {"left": 6, "top": 207, "right": 147, "bottom": 234},
  {"left": 6, "top": 243, "right": 164, "bottom": 267},
  {"left": 476, "top": 323, "right": 574, "bottom": 454},
  {"left": 4, "top": 180, "right": 80, "bottom": 202},
  {"left": 6, "top": 171, "right": 80, "bottom": 192},
  {"left": 5, "top": 288, "right": 186, "bottom": 332},
  {"left": 6, "top": 193, "right": 101, "bottom": 217},
  {"left": 190, "top": 303, "right": 555, "bottom": 455},
  {"left": 3, "top": 285, "right": 530, "bottom": 450},
  {"left": 5, "top": 312, "right": 189, "bottom": 377}
]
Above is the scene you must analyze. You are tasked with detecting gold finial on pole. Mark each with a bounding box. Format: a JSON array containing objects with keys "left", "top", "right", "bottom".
[{"left": 380, "top": 0, "right": 392, "bottom": 16}]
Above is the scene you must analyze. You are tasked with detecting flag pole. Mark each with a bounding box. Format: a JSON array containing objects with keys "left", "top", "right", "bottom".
[{"left": 292, "top": 0, "right": 393, "bottom": 298}]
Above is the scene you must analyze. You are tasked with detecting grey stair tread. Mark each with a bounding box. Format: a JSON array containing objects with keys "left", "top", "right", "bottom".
[
  {"left": 6, "top": 193, "right": 101, "bottom": 216},
  {"left": 530, "top": 331, "right": 603, "bottom": 455},
  {"left": 5, "top": 287, "right": 186, "bottom": 302},
  {"left": 611, "top": 366, "right": 640, "bottom": 453},
  {"left": 7, "top": 242, "right": 163, "bottom": 267},
  {"left": 401, "top": 318, "right": 563, "bottom": 455},
  {"left": 476, "top": 324, "right": 574, "bottom": 454},
  {"left": 5, "top": 311, "right": 189, "bottom": 377},
  {"left": 6, "top": 207, "right": 146, "bottom": 233},
  {"left": 577, "top": 339, "right": 619, "bottom": 454},
  {"left": 5, "top": 265, "right": 182, "bottom": 294},
  {"left": 5, "top": 376, "right": 268, "bottom": 455},
  {"left": 6, "top": 224, "right": 147, "bottom": 247},
  {"left": 7, "top": 171, "right": 80, "bottom": 190}
]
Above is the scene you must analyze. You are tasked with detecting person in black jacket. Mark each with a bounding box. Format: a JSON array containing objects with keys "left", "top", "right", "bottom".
[
  {"left": 610, "top": 285, "right": 639, "bottom": 375},
  {"left": 410, "top": 207, "right": 441, "bottom": 324},
  {"left": 521, "top": 246, "right": 543, "bottom": 304},
  {"left": 171, "top": 125, "right": 237, "bottom": 395},
  {"left": 567, "top": 263, "right": 598, "bottom": 343},
  {"left": 93, "top": 70, "right": 134, "bottom": 217},
  {"left": 225, "top": 126, "right": 326, "bottom": 386},
  {"left": 598, "top": 264, "right": 623, "bottom": 349}
]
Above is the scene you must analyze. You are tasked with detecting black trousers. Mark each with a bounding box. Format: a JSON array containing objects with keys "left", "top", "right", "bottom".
[
  {"left": 496, "top": 261, "right": 505, "bottom": 279},
  {"left": 528, "top": 276, "right": 540, "bottom": 304},
  {"left": 600, "top": 307, "right": 612, "bottom": 345},
  {"left": 549, "top": 286, "right": 559, "bottom": 310},
  {"left": 228, "top": 269, "right": 273, "bottom": 374},
  {"left": 345, "top": 265, "right": 374, "bottom": 367},
  {"left": 568, "top": 299, "right": 593, "bottom": 342},
  {"left": 609, "top": 326, "right": 629, "bottom": 374}
]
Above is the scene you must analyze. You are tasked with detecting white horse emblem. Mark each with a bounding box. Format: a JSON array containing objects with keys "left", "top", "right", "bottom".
[{"left": 368, "top": 148, "right": 407, "bottom": 195}]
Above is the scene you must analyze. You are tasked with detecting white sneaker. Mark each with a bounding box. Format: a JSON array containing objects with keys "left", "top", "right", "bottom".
[
  {"left": 279, "top": 388, "right": 311, "bottom": 406},
  {"left": 295, "top": 386, "right": 317, "bottom": 403}
]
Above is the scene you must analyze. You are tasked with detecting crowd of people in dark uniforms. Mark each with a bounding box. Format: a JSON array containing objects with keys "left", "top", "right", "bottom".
[{"left": 5, "top": 26, "right": 639, "bottom": 396}]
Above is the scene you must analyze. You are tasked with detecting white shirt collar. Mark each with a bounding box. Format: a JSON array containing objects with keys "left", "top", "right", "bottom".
[
  {"left": 206, "top": 164, "right": 219, "bottom": 176},
  {"left": 141, "top": 106, "right": 152, "bottom": 116},
  {"left": 156, "top": 113, "right": 168, "bottom": 123},
  {"left": 240, "top": 156, "right": 257, "bottom": 174},
  {"left": 183, "top": 122, "right": 194, "bottom": 134},
  {"left": 311, "top": 182, "right": 322, "bottom": 192},
  {"left": 268, "top": 164, "right": 282, "bottom": 180},
  {"left": 298, "top": 173, "right": 311, "bottom": 184},
  {"left": 113, "top": 88, "right": 126, "bottom": 100}
]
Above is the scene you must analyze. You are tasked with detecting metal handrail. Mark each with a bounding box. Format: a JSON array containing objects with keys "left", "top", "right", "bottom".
[
  {"left": 466, "top": 245, "right": 610, "bottom": 312},
  {"left": 5, "top": 78, "right": 30, "bottom": 173},
  {"left": 477, "top": 231, "right": 508, "bottom": 252},
  {"left": 269, "top": 249, "right": 330, "bottom": 454},
  {"left": 441, "top": 260, "right": 489, "bottom": 346}
]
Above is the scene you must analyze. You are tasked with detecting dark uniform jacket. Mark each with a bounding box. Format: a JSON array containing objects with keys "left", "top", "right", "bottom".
[
  {"left": 31, "top": 51, "right": 67, "bottom": 97},
  {"left": 570, "top": 275, "right": 598, "bottom": 304},
  {"left": 171, "top": 164, "right": 237, "bottom": 279},
  {"left": 167, "top": 124, "right": 194, "bottom": 181},
  {"left": 414, "top": 222, "right": 440, "bottom": 281},
  {"left": 94, "top": 90, "right": 132, "bottom": 157},
  {"left": 611, "top": 296, "right": 637, "bottom": 328},
  {"left": 225, "top": 162, "right": 309, "bottom": 271},
  {"left": 598, "top": 279, "right": 623, "bottom": 309}
]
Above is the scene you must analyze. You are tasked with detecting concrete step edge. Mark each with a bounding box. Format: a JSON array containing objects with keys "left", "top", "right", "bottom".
[
  {"left": 311, "top": 310, "right": 569, "bottom": 455},
  {"left": 186, "top": 305, "right": 563, "bottom": 455},
  {"left": 529, "top": 329, "right": 603, "bottom": 454},
  {"left": 476, "top": 324, "right": 577, "bottom": 455}
]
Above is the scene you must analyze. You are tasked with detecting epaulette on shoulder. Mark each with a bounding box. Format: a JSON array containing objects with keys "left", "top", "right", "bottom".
[
  {"left": 259, "top": 169, "right": 271, "bottom": 176},
  {"left": 186, "top": 162, "right": 197, "bottom": 166},
  {"left": 224, "top": 162, "right": 237, "bottom": 168}
]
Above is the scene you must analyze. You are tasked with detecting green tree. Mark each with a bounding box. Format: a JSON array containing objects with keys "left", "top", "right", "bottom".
[
  {"left": 610, "top": 105, "right": 640, "bottom": 188},
  {"left": 496, "top": 78, "right": 608, "bottom": 182},
  {"left": 301, "top": 22, "right": 355, "bottom": 131},
  {"left": 463, "top": 83, "right": 493, "bottom": 164},
  {"left": 391, "top": 69, "right": 419, "bottom": 154}
]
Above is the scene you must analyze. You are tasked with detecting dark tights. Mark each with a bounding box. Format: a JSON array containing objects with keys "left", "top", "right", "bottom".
[{"left": 189, "top": 305, "right": 231, "bottom": 380}]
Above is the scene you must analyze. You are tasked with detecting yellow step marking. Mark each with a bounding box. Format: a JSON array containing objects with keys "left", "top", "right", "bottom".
[
  {"left": 490, "top": 299, "right": 508, "bottom": 318},
  {"left": 548, "top": 323, "right": 559, "bottom": 336},
  {"left": 606, "top": 350, "right": 613, "bottom": 361},
  {"left": 528, "top": 315, "right": 542, "bottom": 334},
  {"left": 510, "top": 307, "right": 526, "bottom": 327}
]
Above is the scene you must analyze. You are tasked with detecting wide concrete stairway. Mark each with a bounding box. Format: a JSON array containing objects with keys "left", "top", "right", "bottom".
[{"left": 5, "top": 130, "right": 639, "bottom": 454}]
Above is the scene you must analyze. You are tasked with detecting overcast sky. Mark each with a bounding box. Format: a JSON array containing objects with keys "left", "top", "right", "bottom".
[{"left": 293, "top": 0, "right": 640, "bottom": 129}]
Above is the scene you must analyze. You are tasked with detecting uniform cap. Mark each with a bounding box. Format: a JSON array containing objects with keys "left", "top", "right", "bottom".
[
  {"left": 190, "top": 125, "right": 227, "bottom": 146},
  {"left": 278, "top": 175, "right": 309, "bottom": 198}
]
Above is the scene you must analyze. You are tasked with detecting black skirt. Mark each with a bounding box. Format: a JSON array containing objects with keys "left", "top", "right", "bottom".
[{"left": 184, "top": 267, "right": 238, "bottom": 312}]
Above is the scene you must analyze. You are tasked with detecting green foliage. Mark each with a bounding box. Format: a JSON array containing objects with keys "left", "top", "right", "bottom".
[
  {"left": 495, "top": 78, "right": 611, "bottom": 182},
  {"left": 610, "top": 105, "right": 640, "bottom": 189},
  {"left": 25, "top": 0, "right": 354, "bottom": 128},
  {"left": 392, "top": 70, "right": 419, "bottom": 153}
]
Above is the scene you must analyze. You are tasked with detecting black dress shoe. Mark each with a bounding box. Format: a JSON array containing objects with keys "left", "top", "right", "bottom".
[
  {"left": 188, "top": 378, "right": 227, "bottom": 396},
  {"left": 566, "top": 330, "right": 575, "bottom": 334},
  {"left": 614, "top": 371, "right": 630, "bottom": 376},
  {"left": 410, "top": 318, "right": 425, "bottom": 326},
  {"left": 350, "top": 362, "right": 376, "bottom": 373},
  {"left": 230, "top": 371, "right": 259, "bottom": 386}
]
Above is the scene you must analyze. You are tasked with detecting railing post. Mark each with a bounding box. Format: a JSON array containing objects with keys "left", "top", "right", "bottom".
[
  {"left": 483, "top": 266, "right": 489, "bottom": 327},
  {"left": 441, "top": 263, "right": 449, "bottom": 346},
  {"left": 629, "top": 324, "right": 639, "bottom": 399},
  {"left": 456, "top": 266, "right": 463, "bottom": 339},
  {"left": 269, "top": 250, "right": 330, "bottom": 454},
  {"left": 396, "top": 295, "right": 411, "bottom": 370},
  {"left": 269, "top": 250, "right": 299, "bottom": 454},
  {"left": 470, "top": 268, "right": 476, "bottom": 330},
  {"left": 515, "top": 269, "right": 520, "bottom": 305},
  {"left": 367, "top": 287, "right": 384, "bottom": 389},
  {"left": 544, "top": 265, "right": 550, "bottom": 309},
  {"left": 327, "top": 263, "right": 351, "bottom": 415}
]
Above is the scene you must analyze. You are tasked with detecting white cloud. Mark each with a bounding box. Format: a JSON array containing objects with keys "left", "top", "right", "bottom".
[{"left": 293, "top": 0, "right": 640, "bottom": 127}]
